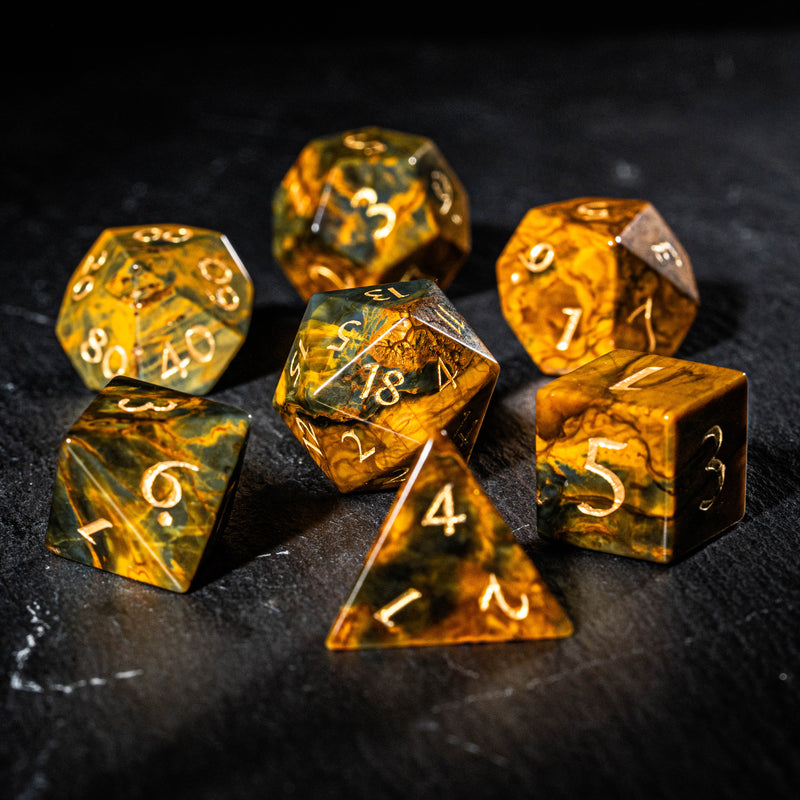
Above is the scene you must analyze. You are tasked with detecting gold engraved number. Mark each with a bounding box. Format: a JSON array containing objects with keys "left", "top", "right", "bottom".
[
  {"left": 433, "top": 303, "right": 466, "bottom": 333},
  {"left": 77, "top": 517, "right": 112, "bottom": 545},
  {"left": 296, "top": 417, "right": 324, "bottom": 458},
  {"left": 374, "top": 588, "right": 422, "bottom": 629},
  {"left": 351, "top": 187, "right": 395, "bottom": 239},
  {"left": 437, "top": 357, "right": 458, "bottom": 391},
  {"left": 383, "top": 467, "right": 409, "bottom": 485},
  {"left": 651, "top": 240, "right": 684, "bottom": 270},
  {"left": 289, "top": 339, "right": 308, "bottom": 387},
  {"left": 478, "top": 573, "right": 530, "bottom": 621},
  {"left": 327, "top": 319, "right": 361, "bottom": 352},
  {"left": 79, "top": 327, "right": 128, "bottom": 379},
  {"left": 72, "top": 250, "right": 108, "bottom": 300},
  {"left": 364, "top": 286, "right": 409, "bottom": 301},
  {"left": 556, "top": 307, "right": 582, "bottom": 351},
  {"left": 575, "top": 200, "right": 610, "bottom": 219},
  {"left": 132, "top": 226, "right": 192, "bottom": 243},
  {"left": 430, "top": 169, "right": 454, "bottom": 216},
  {"left": 118, "top": 398, "right": 178, "bottom": 413},
  {"left": 610, "top": 365, "right": 664, "bottom": 391},
  {"left": 699, "top": 425, "right": 726, "bottom": 511},
  {"left": 521, "top": 242, "right": 555, "bottom": 274},
  {"left": 308, "top": 265, "right": 356, "bottom": 290},
  {"left": 198, "top": 256, "right": 240, "bottom": 311},
  {"left": 421, "top": 483, "right": 466, "bottom": 536},
  {"left": 161, "top": 325, "right": 215, "bottom": 380},
  {"left": 360, "top": 363, "right": 404, "bottom": 406},
  {"left": 578, "top": 437, "right": 628, "bottom": 517},
  {"left": 341, "top": 429, "right": 375, "bottom": 462},
  {"left": 343, "top": 132, "right": 386, "bottom": 156},
  {"left": 140, "top": 460, "right": 199, "bottom": 527},
  {"left": 626, "top": 295, "right": 656, "bottom": 352}
]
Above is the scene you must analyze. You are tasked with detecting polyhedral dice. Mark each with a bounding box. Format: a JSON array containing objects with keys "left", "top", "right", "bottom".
[
  {"left": 272, "top": 126, "right": 470, "bottom": 301},
  {"left": 45, "top": 376, "right": 251, "bottom": 592},
  {"left": 56, "top": 224, "right": 253, "bottom": 394},
  {"left": 327, "top": 430, "right": 573, "bottom": 649},
  {"left": 536, "top": 349, "right": 748, "bottom": 563},
  {"left": 496, "top": 197, "right": 699, "bottom": 375},
  {"left": 272, "top": 279, "right": 499, "bottom": 493}
]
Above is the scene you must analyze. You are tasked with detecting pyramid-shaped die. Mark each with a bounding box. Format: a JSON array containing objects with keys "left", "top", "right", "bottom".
[{"left": 326, "top": 430, "right": 573, "bottom": 649}]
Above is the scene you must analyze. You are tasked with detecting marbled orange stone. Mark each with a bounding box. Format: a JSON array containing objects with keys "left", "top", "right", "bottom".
[
  {"left": 55, "top": 224, "right": 253, "bottom": 394},
  {"left": 536, "top": 349, "right": 748, "bottom": 563},
  {"left": 273, "top": 279, "right": 499, "bottom": 493},
  {"left": 273, "top": 127, "right": 470, "bottom": 301},
  {"left": 45, "top": 376, "right": 251, "bottom": 592},
  {"left": 496, "top": 197, "right": 699, "bottom": 375},
  {"left": 326, "top": 431, "right": 573, "bottom": 649}
]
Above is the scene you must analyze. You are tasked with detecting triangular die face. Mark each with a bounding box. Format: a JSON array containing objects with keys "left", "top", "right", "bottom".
[
  {"left": 411, "top": 281, "right": 496, "bottom": 361},
  {"left": 326, "top": 433, "right": 573, "bottom": 649},
  {"left": 617, "top": 203, "right": 699, "bottom": 302},
  {"left": 310, "top": 312, "right": 497, "bottom": 440},
  {"left": 444, "top": 378, "right": 497, "bottom": 462},
  {"left": 276, "top": 291, "right": 400, "bottom": 411},
  {"left": 322, "top": 279, "right": 434, "bottom": 311}
]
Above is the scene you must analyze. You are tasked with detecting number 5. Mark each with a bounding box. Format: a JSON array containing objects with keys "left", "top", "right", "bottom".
[{"left": 578, "top": 437, "right": 628, "bottom": 517}]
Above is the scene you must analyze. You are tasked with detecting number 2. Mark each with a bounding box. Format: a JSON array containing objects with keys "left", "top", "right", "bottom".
[{"left": 341, "top": 429, "right": 375, "bottom": 462}]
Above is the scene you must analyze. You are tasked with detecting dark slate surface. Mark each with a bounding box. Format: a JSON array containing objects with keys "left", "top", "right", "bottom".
[{"left": 2, "top": 30, "right": 799, "bottom": 800}]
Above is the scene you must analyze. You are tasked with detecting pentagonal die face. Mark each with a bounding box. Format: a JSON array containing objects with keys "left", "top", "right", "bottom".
[
  {"left": 272, "top": 280, "right": 499, "bottom": 493},
  {"left": 56, "top": 224, "right": 254, "bottom": 394},
  {"left": 495, "top": 197, "right": 700, "bottom": 375},
  {"left": 272, "top": 127, "right": 471, "bottom": 301}
]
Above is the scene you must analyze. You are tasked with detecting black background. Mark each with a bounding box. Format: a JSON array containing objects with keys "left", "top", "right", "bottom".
[{"left": 2, "top": 25, "right": 799, "bottom": 800}]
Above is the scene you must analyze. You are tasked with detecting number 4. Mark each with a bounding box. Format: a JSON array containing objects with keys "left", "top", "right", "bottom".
[{"left": 421, "top": 483, "right": 466, "bottom": 536}]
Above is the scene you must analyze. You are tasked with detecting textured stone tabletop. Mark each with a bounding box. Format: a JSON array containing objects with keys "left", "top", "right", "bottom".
[{"left": 2, "top": 28, "right": 798, "bottom": 800}]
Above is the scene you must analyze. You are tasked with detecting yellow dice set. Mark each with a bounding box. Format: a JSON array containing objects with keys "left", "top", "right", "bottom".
[{"left": 45, "top": 125, "right": 748, "bottom": 651}]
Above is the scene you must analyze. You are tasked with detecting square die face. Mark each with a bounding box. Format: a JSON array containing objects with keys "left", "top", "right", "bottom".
[
  {"left": 536, "top": 350, "right": 747, "bottom": 563},
  {"left": 46, "top": 377, "right": 250, "bottom": 592},
  {"left": 672, "top": 377, "right": 747, "bottom": 552}
]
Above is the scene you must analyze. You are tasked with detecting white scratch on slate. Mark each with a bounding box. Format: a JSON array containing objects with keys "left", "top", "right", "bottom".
[
  {"left": 444, "top": 733, "right": 509, "bottom": 768},
  {"left": 9, "top": 601, "right": 143, "bottom": 694},
  {"left": 0, "top": 304, "right": 52, "bottom": 326}
]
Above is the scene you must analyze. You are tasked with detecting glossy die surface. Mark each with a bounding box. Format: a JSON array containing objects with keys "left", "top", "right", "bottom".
[
  {"left": 46, "top": 376, "right": 251, "bottom": 592},
  {"left": 496, "top": 197, "right": 699, "bottom": 375},
  {"left": 56, "top": 224, "right": 253, "bottom": 394},
  {"left": 272, "top": 126, "right": 470, "bottom": 301},
  {"left": 272, "top": 280, "right": 499, "bottom": 493},
  {"left": 326, "top": 431, "right": 573, "bottom": 649},
  {"left": 536, "top": 349, "right": 747, "bottom": 563}
]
